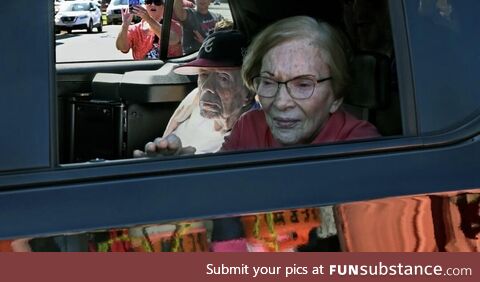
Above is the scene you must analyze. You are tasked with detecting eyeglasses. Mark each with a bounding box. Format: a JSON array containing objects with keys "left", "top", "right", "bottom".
[
  {"left": 145, "top": 0, "right": 163, "bottom": 5},
  {"left": 252, "top": 76, "right": 332, "bottom": 100}
]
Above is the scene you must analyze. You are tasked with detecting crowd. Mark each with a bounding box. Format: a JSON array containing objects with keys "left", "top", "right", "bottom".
[{"left": 116, "top": 0, "right": 226, "bottom": 60}]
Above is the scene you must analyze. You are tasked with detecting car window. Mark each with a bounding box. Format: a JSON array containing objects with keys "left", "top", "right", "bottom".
[
  {"left": 57, "top": 0, "right": 403, "bottom": 165},
  {"left": 404, "top": 0, "right": 480, "bottom": 134},
  {"left": 60, "top": 3, "right": 90, "bottom": 11},
  {"left": 55, "top": 0, "right": 233, "bottom": 62}
]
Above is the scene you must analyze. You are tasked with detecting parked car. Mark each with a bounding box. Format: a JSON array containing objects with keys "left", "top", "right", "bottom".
[
  {"left": 55, "top": 0, "right": 103, "bottom": 33},
  {"left": 106, "top": 0, "right": 142, "bottom": 25},
  {"left": 54, "top": 0, "right": 64, "bottom": 14}
]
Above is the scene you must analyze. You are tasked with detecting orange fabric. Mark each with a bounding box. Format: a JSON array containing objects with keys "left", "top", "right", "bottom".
[
  {"left": 0, "top": 240, "right": 13, "bottom": 252},
  {"left": 336, "top": 196, "right": 438, "bottom": 252},
  {"left": 241, "top": 208, "right": 321, "bottom": 252}
]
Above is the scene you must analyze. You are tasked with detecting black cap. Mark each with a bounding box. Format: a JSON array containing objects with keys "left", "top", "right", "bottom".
[{"left": 174, "top": 30, "right": 247, "bottom": 75}]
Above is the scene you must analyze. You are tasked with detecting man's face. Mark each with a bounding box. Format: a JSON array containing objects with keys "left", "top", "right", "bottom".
[
  {"left": 196, "top": 0, "right": 211, "bottom": 13},
  {"left": 197, "top": 67, "right": 249, "bottom": 123}
]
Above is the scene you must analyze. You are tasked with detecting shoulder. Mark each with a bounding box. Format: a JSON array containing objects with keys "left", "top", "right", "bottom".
[
  {"left": 221, "top": 110, "right": 267, "bottom": 151},
  {"left": 236, "top": 109, "right": 266, "bottom": 127},
  {"left": 230, "top": 109, "right": 269, "bottom": 141},
  {"left": 128, "top": 22, "right": 142, "bottom": 32},
  {"left": 336, "top": 110, "right": 381, "bottom": 140}
]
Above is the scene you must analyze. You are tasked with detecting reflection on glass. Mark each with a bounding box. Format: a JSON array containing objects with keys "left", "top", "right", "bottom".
[
  {"left": 337, "top": 192, "right": 480, "bottom": 252},
  {"left": 1, "top": 190, "right": 478, "bottom": 252}
]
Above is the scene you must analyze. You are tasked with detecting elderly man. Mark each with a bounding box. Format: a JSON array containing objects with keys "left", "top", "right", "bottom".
[
  {"left": 134, "top": 30, "right": 256, "bottom": 155},
  {"left": 131, "top": 30, "right": 255, "bottom": 252}
]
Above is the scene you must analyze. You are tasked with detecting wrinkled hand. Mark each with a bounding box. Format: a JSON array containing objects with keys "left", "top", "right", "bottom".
[
  {"left": 193, "top": 30, "right": 204, "bottom": 44},
  {"left": 121, "top": 8, "right": 133, "bottom": 25},
  {"left": 133, "top": 134, "right": 196, "bottom": 158}
]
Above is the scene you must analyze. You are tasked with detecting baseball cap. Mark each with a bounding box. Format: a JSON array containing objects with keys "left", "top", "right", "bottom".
[{"left": 173, "top": 30, "right": 248, "bottom": 75}]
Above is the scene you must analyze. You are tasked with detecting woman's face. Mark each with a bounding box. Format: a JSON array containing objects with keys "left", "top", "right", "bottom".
[
  {"left": 146, "top": 2, "right": 164, "bottom": 21},
  {"left": 259, "top": 39, "right": 342, "bottom": 146}
]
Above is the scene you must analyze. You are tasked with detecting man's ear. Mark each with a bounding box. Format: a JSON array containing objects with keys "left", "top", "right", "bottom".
[{"left": 329, "top": 97, "right": 343, "bottom": 113}]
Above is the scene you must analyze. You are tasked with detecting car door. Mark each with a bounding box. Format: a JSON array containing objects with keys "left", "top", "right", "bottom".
[
  {"left": 0, "top": 0, "right": 479, "bottom": 252},
  {"left": 93, "top": 2, "right": 101, "bottom": 25}
]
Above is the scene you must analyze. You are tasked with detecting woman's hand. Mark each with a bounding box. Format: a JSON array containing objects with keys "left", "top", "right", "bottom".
[
  {"left": 131, "top": 5, "right": 150, "bottom": 21},
  {"left": 121, "top": 8, "right": 133, "bottom": 26}
]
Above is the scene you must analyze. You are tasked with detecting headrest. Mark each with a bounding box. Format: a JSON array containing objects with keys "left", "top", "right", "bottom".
[{"left": 345, "top": 52, "right": 391, "bottom": 110}]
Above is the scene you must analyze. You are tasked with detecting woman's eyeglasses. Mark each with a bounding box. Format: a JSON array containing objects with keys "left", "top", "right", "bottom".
[
  {"left": 253, "top": 76, "right": 332, "bottom": 100},
  {"left": 145, "top": 0, "right": 164, "bottom": 5}
]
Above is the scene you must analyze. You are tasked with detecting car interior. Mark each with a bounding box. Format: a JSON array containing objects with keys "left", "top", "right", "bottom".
[{"left": 57, "top": 0, "right": 402, "bottom": 165}]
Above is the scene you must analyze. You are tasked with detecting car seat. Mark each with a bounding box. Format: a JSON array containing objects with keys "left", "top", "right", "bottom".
[{"left": 343, "top": 52, "right": 402, "bottom": 136}]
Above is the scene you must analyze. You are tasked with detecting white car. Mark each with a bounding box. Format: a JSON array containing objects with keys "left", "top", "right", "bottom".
[
  {"left": 55, "top": 0, "right": 103, "bottom": 33},
  {"left": 106, "top": 0, "right": 142, "bottom": 25},
  {"left": 54, "top": 0, "right": 65, "bottom": 14}
]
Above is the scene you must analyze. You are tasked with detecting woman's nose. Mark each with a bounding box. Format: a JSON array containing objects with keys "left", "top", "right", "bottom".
[{"left": 273, "top": 84, "right": 296, "bottom": 111}]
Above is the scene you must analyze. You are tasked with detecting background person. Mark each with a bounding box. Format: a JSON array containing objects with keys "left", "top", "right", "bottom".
[
  {"left": 174, "top": 0, "right": 224, "bottom": 54},
  {"left": 116, "top": 0, "right": 182, "bottom": 59}
]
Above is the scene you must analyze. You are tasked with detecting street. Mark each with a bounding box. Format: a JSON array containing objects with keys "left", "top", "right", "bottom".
[{"left": 55, "top": 4, "right": 233, "bottom": 63}]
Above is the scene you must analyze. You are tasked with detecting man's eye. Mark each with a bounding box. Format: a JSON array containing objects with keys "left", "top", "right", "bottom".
[{"left": 218, "top": 73, "right": 231, "bottom": 82}]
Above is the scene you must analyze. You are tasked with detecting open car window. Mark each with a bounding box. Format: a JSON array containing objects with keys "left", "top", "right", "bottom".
[
  {"left": 55, "top": 0, "right": 233, "bottom": 62},
  {"left": 57, "top": 0, "right": 404, "bottom": 165}
]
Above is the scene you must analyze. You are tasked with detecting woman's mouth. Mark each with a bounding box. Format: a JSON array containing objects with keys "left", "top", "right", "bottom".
[{"left": 273, "top": 117, "right": 300, "bottom": 128}]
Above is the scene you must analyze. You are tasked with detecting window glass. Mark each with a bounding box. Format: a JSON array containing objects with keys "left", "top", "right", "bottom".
[
  {"left": 55, "top": 0, "right": 233, "bottom": 62},
  {"left": 404, "top": 0, "right": 480, "bottom": 134},
  {"left": 57, "top": 0, "right": 401, "bottom": 166}
]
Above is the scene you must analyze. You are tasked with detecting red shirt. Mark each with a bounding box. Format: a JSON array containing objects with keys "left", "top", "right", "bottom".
[
  {"left": 127, "top": 20, "right": 183, "bottom": 60},
  {"left": 222, "top": 109, "right": 380, "bottom": 151},
  {"left": 219, "top": 109, "right": 380, "bottom": 252}
]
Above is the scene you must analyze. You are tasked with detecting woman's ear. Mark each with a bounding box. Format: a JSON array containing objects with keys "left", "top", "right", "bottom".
[{"left": 329, "top": 97, "right": 344, "bottom": 113}]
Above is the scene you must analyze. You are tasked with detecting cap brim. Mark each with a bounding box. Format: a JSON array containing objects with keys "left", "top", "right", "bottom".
[{"left": 173, "top": 58, "right": 240, "bottom": 75}]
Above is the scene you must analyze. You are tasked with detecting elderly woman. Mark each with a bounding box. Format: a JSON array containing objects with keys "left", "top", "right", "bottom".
[
  {"left": 224, "top": 16, "right": 379, "bottom": 150},
  {"left": 221, "top": 16, "right": 380, "bottom": 252},
  {"left": 143, "top": 16, "right": 378, "bottom": 155}
]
